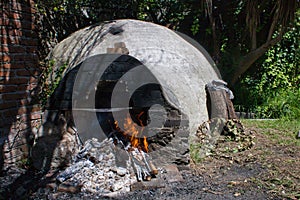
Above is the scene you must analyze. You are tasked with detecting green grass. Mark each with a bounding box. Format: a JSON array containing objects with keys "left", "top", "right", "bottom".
[
  {"left": 190, "top": 119, "right": 300, "bottom": 163},
  {"left": 242, "top": 119, "right": 300, "bottom": 146},
  {"left": 190, "top": 143, "right": 205, "bottom": 163},
  {"left": 243, "top": 119, "right": 300, "bottom": 199}
]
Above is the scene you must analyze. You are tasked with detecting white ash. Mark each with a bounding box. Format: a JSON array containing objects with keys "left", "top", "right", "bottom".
[{"left": 55, "top": 138, "right": 137, "bottom": 194}]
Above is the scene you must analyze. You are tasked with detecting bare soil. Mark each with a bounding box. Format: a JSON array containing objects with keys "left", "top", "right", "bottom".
[
  {"left": 1, "top": 121, "right": 299, "bottom": 200},
  {"left": 110, "top": 122, "right": 299, "bottom": 200}
]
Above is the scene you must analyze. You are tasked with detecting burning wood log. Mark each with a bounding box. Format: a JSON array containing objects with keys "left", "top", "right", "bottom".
[
  {"left": 129, "top": 148, "right": 157, "bottom": 181},
  {"left": 149, "top": 160, "right": 158, "bottom": 175},
  {"left": 130, "top": 154, "right": 142, "bottom": 182},
  {"left": 109, "top": 125, "right": 157, "bottom": 182},
  {"left": 141, "top": 150, "right": 158, "bottom": 176}
]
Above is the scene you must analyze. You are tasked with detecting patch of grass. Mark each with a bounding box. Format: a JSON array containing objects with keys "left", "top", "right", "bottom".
[
  {"left": 192, "top": 118, "right": 300, "bottom": 199},
  {"left": 243, "top": 119, "right": 300, "bottom": 199},
  {"left": 190, "top": 143, "right": 204, "bottom": 163},
  {"left": 242, "top": 119, "right": 300, "bottom": 146}
]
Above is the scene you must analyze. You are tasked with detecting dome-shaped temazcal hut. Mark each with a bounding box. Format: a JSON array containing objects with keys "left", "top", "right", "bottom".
[{"left": 34, "top": 19, "right": 223, "bottom": 171}]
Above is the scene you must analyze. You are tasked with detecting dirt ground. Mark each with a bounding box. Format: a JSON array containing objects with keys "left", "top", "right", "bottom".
[
  {"left": 110, "top": 120, "right": 300, "bottom": 200},
  {"left": 1, "top": 120, "right": 299, "bottom": 200}
]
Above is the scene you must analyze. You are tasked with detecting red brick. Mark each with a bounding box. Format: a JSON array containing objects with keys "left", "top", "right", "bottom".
[
  {"left": 20, "top": 38, "right": 38, "bottom": 46},
  {"left": 0, "top": 36, "right": 8, "bottom": 45},
  {"left": 1, "top": 0, "right": 40, "bottom": 165},
  {"left": 10, "top": 20, "right": 22, "bottom": 29},
  {"left": 0, "top": 76, "right": 15, "bottom": 83},
  {"left": 25, "top": 46, "right": 37, "bottom": 53},
  {"left": 19, "top": 5, "right": 33, "bottom": 14},
  {"left": 23, "top": 30, "right": 37, "bottom": 38},
  {"left": 1, "top": 26, "right": 8, "bottom": 35},
  {"left": 0, "top": 118, "right": 11, "bottom": 128},
  {"left": 24, "top": 62, "right": 39, "bottom": 69},
  {"left": 16, "top": 84, "right": 28, "bottom": 91},
  {"left": 1, "top": 54, "right": 11, "bottom": 62},
  {"left": 8, "top": 35, "right": 21, "bottom": 44},
  {"left": 19, "top": 98, "right": 29, "bottom": 106},
  {"left": 13, "top": 54, "right": 37, "bottom": 61},
  {"left": 3, "top": 106, "right": 35, "bottom": 118},
  {"left": 0, "top": 101, "right": 17, "bottom": 110},
  {"left": 9, "top": 61, "right": 38, "bottom": 69},
  {"left": 2, "top": 92, "right": 27, "bottom": 101},
  {"left": 0, "top": 70, "right": 10, "bottom": 77},
  {"left": 3, "top": 108, "right": 19, "bottom": 117},
  {"left": 5, "top": 37, "right": 16, "bottom": 46},
  {"left": 10, "top": 2, "right": 22, "bottom": 12},
  {"left": 22, "top": 13, "right": 34, "bottom": 21},
  {"left": 0, "top": 85, "right": 17, "bottom": 93},
  {"left": 19, "top": 3, "right": 37, "bottom": 14},
  {"left": 0, "top": 18, "right": 10, "bottom": 26},
  {"left": 6, "top": 45, "right": 26, "bottom": 53},
  {"left": 8, "top": 29, "right": 22, "bottom": 37},
  {"left": 5, "top": 63, "right": 23, "bottom": 69},
  {"left": 0, "top": 45, "right": 9, "bottom": 53},
  {"left": 29, "top": 76, "right": 38, "bottom": 84},
  {"left": 1, "top": 63, "right": 11, "bottom": 69},
  {"left": 22, "top": 21, "right": 35, "bottom": 30},
  {"left": 10, "top": 13, "right": 21, "bottom": 20},
  {"left": 13, "top": 83, "right": 37, "bottom": 93},
  {"left": 28, "top": 82, "right": 38, "bottom": 90},
  {"left": 15, "top": 69, "right": 36, "bottom": 76},
  {"left": 6, "top": 77, "right": 28, "bottom": 84}
]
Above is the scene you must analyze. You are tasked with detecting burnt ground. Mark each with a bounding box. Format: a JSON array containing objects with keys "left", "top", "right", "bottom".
[
  {"left": 110, "top": 120, "right": 299, "bottom": 200},
  {"left": 1, "top": 120, "right": 299, "bottom": 200}
]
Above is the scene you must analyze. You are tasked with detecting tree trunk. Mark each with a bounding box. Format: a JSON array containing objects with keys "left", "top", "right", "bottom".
[{"left": 206, "top": 84, "right": 237, "bottom": 120}]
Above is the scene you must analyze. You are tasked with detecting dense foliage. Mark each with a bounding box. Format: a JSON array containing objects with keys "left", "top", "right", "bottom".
[{"left": 234, "top": 9, "right": 300, "bottom": 119}]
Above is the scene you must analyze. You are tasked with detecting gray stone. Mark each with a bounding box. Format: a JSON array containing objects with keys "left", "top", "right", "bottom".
[
  {"left": 130, "top": 178, "right": 165, "bottom": 191},
  {"left": 112, "top": 182, "right": 123, "bottom": 191},
  {"left": 163, "top": 164, "right": 184, "bottom": 183},
  {"left": 116, "top": 167, "right": 127, "bottom": 176}
]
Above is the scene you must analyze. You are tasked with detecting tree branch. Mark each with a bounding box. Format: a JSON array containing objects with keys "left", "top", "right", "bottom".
[{"left": 229, "top": 33, "right": 283, "bottom": 86}]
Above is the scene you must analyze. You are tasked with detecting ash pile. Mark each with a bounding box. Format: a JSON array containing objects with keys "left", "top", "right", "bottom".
[
  {"left": 38, "top": 135, "right": 166, "bottom": 197},
  {"left": 53, "top": 138, "right": 135, "bottom": 194}
]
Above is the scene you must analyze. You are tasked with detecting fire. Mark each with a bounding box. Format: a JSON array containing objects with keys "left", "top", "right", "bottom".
[
  {"left": 143, "top": 136, "right": 148, "bottom": 152},
  {"left": 114, "top": 121, "right": 120, "bottom": 131},
  {"left": 116, "top": 112, "right": 149, "bottom": 152}
]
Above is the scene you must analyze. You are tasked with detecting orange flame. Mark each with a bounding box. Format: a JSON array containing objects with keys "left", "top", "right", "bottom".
[
  {"left": 114, "top": 121, "right": 120, "bottom": 131},
  {"left": 119, "top": 112, "right": 149, "bottom": 152},
  {"left": 143, "top": 136, "right": 148, "bottom": 152}
]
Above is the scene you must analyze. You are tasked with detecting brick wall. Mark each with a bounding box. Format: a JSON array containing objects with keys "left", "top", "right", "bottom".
[{"left": 0, "top": 0, "right": 42, "bottom": 169}]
